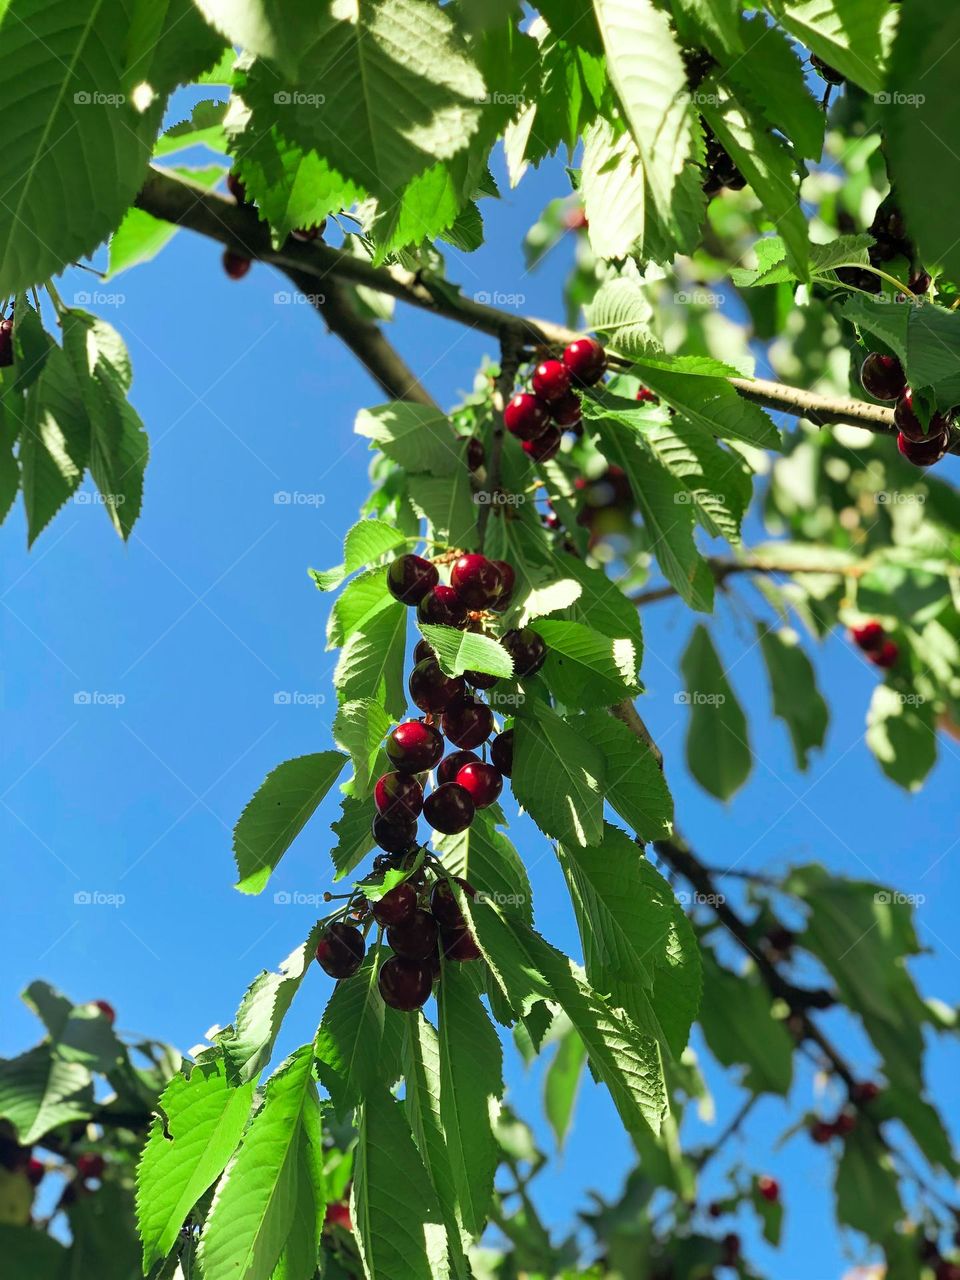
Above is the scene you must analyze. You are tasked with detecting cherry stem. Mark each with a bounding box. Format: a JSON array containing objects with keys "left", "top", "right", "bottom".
[{"left": 829, "top": 261, "right": 914, "bottom": 298}]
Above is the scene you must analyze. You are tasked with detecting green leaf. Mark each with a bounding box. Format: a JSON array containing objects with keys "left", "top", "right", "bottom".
[
  {"left": 751, "top": 1175, "right": 784, "bottom": 1245},
  {"left": 326, "top": 567, "right": 393, "bottom": 648},
  {"left": 835, "top": 1126, "right": 903, "bottom": 1241},
  {"left": 866, "top": 683, "right": 937, "bottom": 792},
  {"left": 585, "top": 276, "right": 659, "bottom": 358},
  {"left": 544, "top": 1025, "right": 587, "bottom": 1149},
  {"left": 66, "top": 1182, "right": 141, "bottom": 1280},
  {"left": 193, "top": 0, "right": 316, "bottom": 77},
  {"left": 0, "top": 1046, "right": 93, "bottom": 1144},
  {"left": 155, "top": 99, "right": 229, "bottom": 157},
  {"left": 513, "top": 701, "right": 605, "bottom": 847},
  {"left": 580, "top": 120, "right": 648, "bottom": 261},
  {"left": 21, "top": 981, "right": 124, "bottom": 1074},
  {"left": 407, "top": 469, "right": 478, "bottom": 549},
  {"left": 233, "top": 752, "right": 348, "bottom": 894},
  {"left": 0, "top": 1224, "right": 68, "bottom": 1277},
  {"left": 724, "top": 14, "right": 824, "bottom": 160},
  {"left": 17, "top": 347, "right": 89, "bottom": 546},
  {"left": 535, "top": 619, "right": 640, "bottom": 710},
  {"left": 330, "top": 791, "right": 377, "bottom": 880},
  {"left": 344, "top": 518, "right": 409, "bottom": 571},
  {"left": 198, "top": 1045, "right": 325, "bottom": 1280},
  {"left": 314, "top": 949, "right": 404, "bottom": 1117},
  {"left": 333, "top": 599, "right": 408, "bottom": 719},
  {"left": 124, "top": 0, "right": 225, "bottom": 96},
  {"left": 768, "top": 0, "right": 889, "bottom": 95},
  {"left": 698, "top": 949, "right": 793, "bottom": 1094},
  {"left": 137, "top": 1057, "right": 256, "bottom": 1273},
  {"left": 640, "top": 412, "right": 752, "bottom": 544},
  {"left": 435, "top": 809, "right": 533, "bottom": 926},
  {"left": 573, "top": 711, "right": 673, "bottom": 842},
  {"left": 679, "top": 625, "right": 752, "bottom": 800},
  {"left": 437, "top": 965, "right": 503, "bottom": 1236},
  {"left": 333, "top": 699, "right": 394, "bottom": 798},
  {"left": 672, "top": 0, "right": 742, "bottom": 56},
  {"left": 218, "top": 924, "right": 324, "bottom": 1084},
  {"left": 758, "top": 626, "right": 828, "bottom": 770},
  {"left": 354, "top": 1086, "right": 452, "bottom": 1280},
  {"left": 419, "top": 625, "right": 514, "bottom": 679},
  {"left": 550, "top": 548, "right": 644, "bottom": 651},
  {"left": 356, "top": 402, "right": 458, "bottom": 475}
]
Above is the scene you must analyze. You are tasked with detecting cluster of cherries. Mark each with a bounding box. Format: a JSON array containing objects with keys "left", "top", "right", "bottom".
[
  {"left": 702, "top": 125, "right": 746, "bottom": 197},
  {"left": 504, "top": 336, "right": 608, "bottom": 462},
  {"left": 849, "top": 620, "right": 899, "bottom": 670},
  {"left": 221, "top": 172, "right": 325, "bottom": 280},
  {"left": 860, "top": 351, "right": 953, "bottom": 468},
  {"left": 838, "top": 203, "right": 931, "bottom": 297},
  {"left": 315, "top": 550, "right": 546, "bottom": 1011},
  {"left": 809, "top": 1080, "right": 881, "bottom": 1145}
]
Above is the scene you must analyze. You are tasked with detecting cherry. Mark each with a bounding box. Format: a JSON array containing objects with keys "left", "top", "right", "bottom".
[
  {"left": 76, "top": 1153, "right": 105, "bottom": 1180},
  {"left": 466, "top": 437, "right": 485, "bottom": 472},
  {"left": 810, "top": 1120, "right": 835, "bottom": 1144},
  {"left": 504, "top": 392, "right": 551, "bottom": 441},
  {"left": 374, "top": 772, "right": 423, "bottom": 823},
  {"left": 417, "top": 585, "right": 469, "bottom": 628},
  {"left": 431, "top": 876, "right": 475, "bottom": 929},
  {"left": 850, "top": 621, "right": 885, "bottom": 652},
  {"left": 26, "top": 1157, "right": 44, "bottom": 1187},
  {"left": 464, "top": 669, "right": 498, "bottom": 690},
  {"left": 371, "top": 882, "right": 418, "bottom": 927},
  {"left": 413, "top": 638, "right": 435, "bottom": 664},
  {"left": 423, "top": 782, "right": 476, "bottom": 834},
  {"left": 935, "top": 1262, "right": 960, "bottom": 1280},
  {"left": 502, "top": 628, "right": 548, "bottom": 677},
  {"left": 636, "top": 386, "right": 659, "bottom": 404},
  {"left": 324, "top": 1201, "right": 352, "bottom": 1232},
  {"left": 721, "top": 1233, "right": 740, "bottom": 1265},
  {"left": 387, "top": 554, "right": 439, "bottom": 605},
  {"left": 92, "top": 999, "right": 116, "bottom": 1024},
  {"left": 551, "top": 391, "right": 582, "bottom": 427},
  {"left": 491, "top": 560, "right": 516, "bottom": 610},
  {"left": 532, "top": 359, "right": 572, "bottom": 404},
  {"left": 378, "top": 956, "right": 434, "bottom": 1010},
  {"left": 438, "top": 750, "right": 480, "bottom": 785},
  {"left": 372, "top": 813, "right": 419, "bottom": 854},
  {"left": 851, "top": 1080, "right": 881, "bottom": 1106},
  {"left": 523, "top": 426, "right": 562, "bottom": 462},
  {"left": 894, "top": 389, "right": 948, "bottom": 442},
  {"left": 441, "top": 698, "right": 494, "bottom": 749},
  {"left": 860, "top": 353, "right": 906, "bottom": 402},
  {"left": 409, "top": 657, "right": 466, "bottom": 712},
  {"left": 450, "top": 554, "right": 504, "bottom": 609},
  {"left": 441, "top": 927, "right": 481, "bottom": 961},
  {"left": 811, "top": 54, "right": 844, "bottom": 85},
  {"left": 757, "top": 1175, "right": 779, "bottom": 1203},
  {"left": 386, "top": 720, "right": 444, "bottom": 772},
  {"left": 910, "top": 268, "right": 932, "bottom": 295},
  {"left": 226, "top": 172, "right": 248, "bottom": 204},
  {"left": 315, "top": 923, "right": 366, "bottom": 978},
  {"left": 898, "top": 430, "right": 949, "bottom": 467},
  {"left": 222, "top": 250, "right": 251, "bottom": 280},
  {"left": 707, "top": 1202, "right": 724, "bottom": 1220},
  {"left": 387, "top": 909, "right": 439, "bottom": 960},
  {"left": 456, "top": 761, "right": 502, "bottom": 808},
  {"left": 869, "top": 639, "right": 899, "bottom": 669},
  {"left": 490, "top": 729, "right": 514, "bottom": 777},
  {"left": 562, "top": 337, "right": 607, "bottom": 386},
  {"left": 833, "top": 1110, "right": 857, "bottom": 1136},
  {"left": 0, "top": 316, "right": 13, "bottom": 367}
]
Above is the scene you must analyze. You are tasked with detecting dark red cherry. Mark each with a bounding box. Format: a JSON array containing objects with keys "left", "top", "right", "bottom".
[
  {"left": 532, "top": 359, "right": 572, "bottom": 404},
  {"left": 636, "top": 386, "right": 659, "bottom": 404},
  {"left": 423, "top": 782, "right": 476, "bottom": 834},
  {"left": 562, "top": 337, "right": 607, "bottom": 386},
  {"left": 387, "top": 554, "right": 439, "bottom": 605},
  {"left": 417, "top": 585, "right": 469, "bottom": 628},
  {"left": 0, "top": 316, "right": 13, "bottom": 367},
  {"left": 490, "top": 561, "right": 516, "bottom": 610},
  {"left": 441, "top": 927, "right": 481, "bottom": 961},
  {"left": 551, "top": 390, "right": 582, "bottom": 427},
  {"left": 26, "top": 1157, "right": 44, "bottom": 1187},
  {"left": 409, "top": 657, "right": 466, "bottom": 712},
  {"left": 378, "top": 956, "right": 433, "bottom": 1010},
  {"left": 438, "top": 750, "right": 480, "bottom": 785},
  {"left": 809, "top": 1118, "right": 833, "bottom": 1143},
  {"left": 413, "top": 638, "right": 435, "bottom": 664},
  {"left": 898, "top": 429, "right": 948, "bottom": 466},
  {"left": 833, "top": 1111, "right": 857, "bottom": 1136},
  {"left": 894, "top": 389, "right": 947, "bottom": 442},
  {"left": 371, "top": 882, "right": 418, "bottom": 927},
  {"left": 92, "top": 999, "right": 116, "bottom": 1024},
  {"left": 450, "top": 554, "right": 504, "bottom": 609},
  {"left": 441, "top": 699, "right": 494, "bottom": 749},
  {"left": 466, "top": 437, "right": 485, "bottom": 472},
  {"left": 374, "top": 772, "right": 424, "bottom": 822},
  {"left": 501, "top": 628, "right": 547, "bottom": 677},
  {"left": 757, "top": 1176, "right": 779, "bottom": 1203},
  {"left": 851, "top": 1081, "right": 881, "bottom": 1106},
  {"left": 324, "top": 1201, "right": 352, "bottom": 1232},
  {"left": 490, "top": 729, "right": 514, "bottom": 777},
  {"left": 504, "top": 392, "right": 551, "bottom": 441},
  {"left": 316, "top": 923, "right": 365, "bottom": 978},
  {"left": 226, "top": 171, "right": 248, "bottom": 204},
  {"left": 464, "top": 669, "right": 498, "bottom": 690},
  {"left": 387, "top": 909, "right": 439, "bottom": 960},
  {"left": 222, "top": 250, "right": 251, "bottom": 280},
  {"left": 860, "top": 353, "right": 906, "bottom": 402},
  {"left": 372, "top": 813, "right": 419, "bottom": 854},
  {"left": 386, "top": 720, "right": 444, "bottom": 773},
  {"left": 431, "top": 876, "right": 476, "bottom": 929},
  {"left": 456, "top": 761, "right": 502, "bottom": 809},
  {"left": 869, "top": 639, "right": 899, "bottom": 669},
  {"left": 522, "top": 426, "right": 562, "bottom": 463},
  {"left": 850, "top": 622, "right": 885, "bottom": 652},
  {"left": 811, "top": 54, "right": 844, "bottom": 85},
  {"left": 721, "top": 1233, "right": 741, "bottom": 1265},
  {"left": 76, "top": 1153, "right": 105, "bottom": 1180}
]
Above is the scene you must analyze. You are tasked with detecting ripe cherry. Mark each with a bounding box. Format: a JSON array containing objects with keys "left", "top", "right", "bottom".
[
  {"left": 851, "top": 1080, "right": 881, "bottom": 1106},
  {"left": 371, "top": 882, "right": 418, "bottom": 927},
  {"left": 417, "top": 585, "right": 469, "bottom": 628},
  {"left": 532, "top": 359, "right": 572, "bottom": 404},
  {"left": 522, "top": 426, "right": 562, "bottom": 463},
  {"left": 451, "top": 554, "right": 504, "bottom": 609},
  {"left": 386, "top": 720, "right": 444, "bottom": 773},
  {"left": 860, "top": 353, "right": 906, "bottom": 402},
  {"left": 0, "top": 316, "right": 13, "bottom": 367},
  {"left": 316, "top": 923, "right": 366, "bottom": 978},
  {"left": 438, "top": 750, "right": 480, "bottom": 785},
  {"left": 636, "top": 386, "right": 659, "bottom": 404},
  {"left": 833, "top": 1111, "right": 857, "bottom": 1136},
  {"left": 910, "top": 268, "right": 932, "bottom": 295},
  {"left": 850, "top": 621, "right": 885, "bottom": 652},
  {"left": 551, "top": 391, "right": 583, "bottom": 427},
  {"left": 898, "top": 430, "right": 949, "bottom": 467},
  {"left": 378, "top": 956, "right": 434, "bottom": 1010},
  {"left": 810, "top": 1120, "right": 835, "bottom": 1144},
  {"left": 431, "top": 877, "right": 475, "bottom": 929},
  {"left": 870, "top": 639, "right": 899, "bottom": 669},
  {"left": 26, "top": 1158, "right": 44, "bottom": 1187},
  {"left": 409, "top": 657, "right": 466, "bottom": 713},
  {"left": 464, "top": 669, "right": 498, "bottom": 690},
  {"left": 413, "top": 638, "right": 435, "bottom": 664},
  {"left": 894, "top": 389, "right": 948, "bottom": 442},
  {"left": 423, "top": 782, "right": 476, "bottom": 834},
  {"left": 387, "top": 909, "right": 439, "bottom": 960},
  {"left": 504, "top": 392, "right": 551, "bottom": 441},
  {"left": 324, "top": 1201, "right": 352, "bottom": 1232},
  {"left": 456, "top": 761, "right": 502, "bottom": 808},
  {"left": 222, "top": 250, "right": 251, "bottom": 280},
  {"left": 374, "top": 772, "right": 424, "bottom": 822},
  {"left": 226, "top": 172, "right": 248, "bottom": 204},
  {"left": 92, "top": 1000, "right": 116, "bottom": 1024},
  {"left": 757, "top": 1175, "right": 779, "bottom": 1203},
  {"left": 721, "top": 1233, "right": 740, "bottom": 1265},
  {"left": 441, "top": 698, "right": 494, "bottom": 749},
  {"left": 502, "top": 628, "right": 548, "bottom": 677},
  {"left": 490, "top": 729, "right": 514, "bottom": 777},
  {"left": 387, "top": 554, "right": 439, "bottom": 605},
  {"left": 935, "top": 1262, "right": 960, "bottom": 1280},
  {"left": 562, "top": 337, "right": 607, "bottom": 386},
  {"left": 811, "top": 54, "right": 844, "bottom": 85},
  {"left": 491, "top": 561, "right": 516, "bottom": 610},
  {"left": 466, "top": 437, "right": 485, "bottom": 472},
  {"left": 372, "top": 813, "right": 419, "bottom": 854},
  {"left": 442, "top": 927, "right": 481, "bottom": 961},
  {"left": 76, "top": 1153, "right": 105, "bottom": 1180}
]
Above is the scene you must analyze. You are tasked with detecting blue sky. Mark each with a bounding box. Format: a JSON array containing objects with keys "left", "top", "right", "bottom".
[{"left": 2, "top": 135, "right": 959, "bottom": 1277}]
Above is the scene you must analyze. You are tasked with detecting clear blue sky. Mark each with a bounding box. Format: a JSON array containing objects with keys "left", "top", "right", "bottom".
[{"left": 2, "top": 122, "right": 958, "bottom": 1277}]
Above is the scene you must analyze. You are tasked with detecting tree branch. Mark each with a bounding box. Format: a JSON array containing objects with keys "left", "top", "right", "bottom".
[
  {"left": 632, "top": 554, "right": 868, "bottom": 607},
  {"left": 478, "top": 333, "right": 525, "bottom": 544}
]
